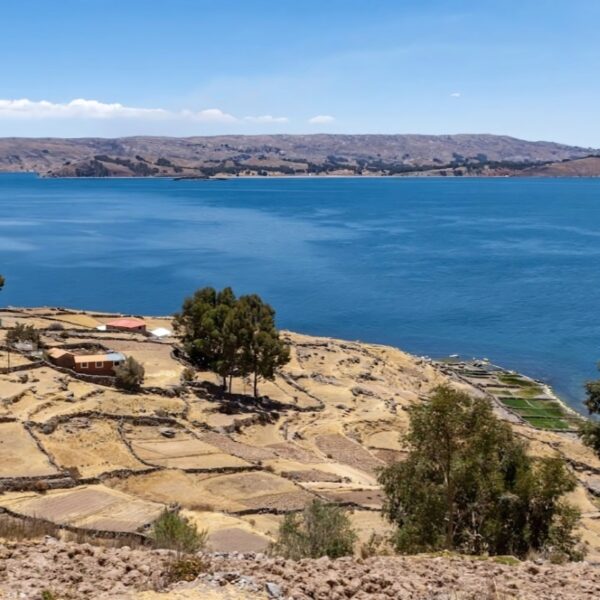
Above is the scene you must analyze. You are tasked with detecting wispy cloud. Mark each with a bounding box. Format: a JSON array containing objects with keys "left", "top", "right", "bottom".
[
  {"left": 449, "top": 92, "right": 461, "bottom": 98},
  {"left": 0, "top": 98, "right": 168, "bottom": 119},
  {"left": 308, "top": 115, "right": 335, "bottom": 124},
  {"left": 244, "top": 115, "right": 288, "bottom": 123},
  {"left": 180, "top": 108, "right": 237, "bottom": 123},
  {"left": 0, "top": 98, "right": 283, "bottom": 124}
]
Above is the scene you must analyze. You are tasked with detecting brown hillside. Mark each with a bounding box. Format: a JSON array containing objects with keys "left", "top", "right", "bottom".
[{"left": 0, "top": 134, "right": 594, "bottom": 177}]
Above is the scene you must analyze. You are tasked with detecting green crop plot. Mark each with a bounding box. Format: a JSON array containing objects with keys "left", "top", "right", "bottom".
[
  {"left": 499, "top": 397, "right": 531, "bottom": 410},
  {"left": 522, "top": 416, "right": 571, "bottom": 430},
  {"left": 496, "top": 395, "right": 577, "bottom": 430},
  {"left": 497, "top": 374, "right": 544, "bottom": 397}
]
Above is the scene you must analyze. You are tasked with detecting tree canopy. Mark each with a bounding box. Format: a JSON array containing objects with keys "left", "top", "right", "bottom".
[
  {"left": 174, "top": 287, "right": 289, "bottom": 396},
  {"left": 379, "top": 385, "right": 584, "bottom": 560},
  {"left": 0, "top": 274, "right": 4, "bottom": 291},
  {"left": 581, "top": 366, "right": 600, "bottom": 457}
]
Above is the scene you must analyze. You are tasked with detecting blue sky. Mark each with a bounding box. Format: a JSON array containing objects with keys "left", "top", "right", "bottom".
[{"left": 1, "top": 0, "right": 599, "bottom": 145}]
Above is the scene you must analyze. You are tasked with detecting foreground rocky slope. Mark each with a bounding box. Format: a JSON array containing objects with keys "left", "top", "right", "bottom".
[{"left": 2, "top": 538, "right": 600, "bottom": 599}]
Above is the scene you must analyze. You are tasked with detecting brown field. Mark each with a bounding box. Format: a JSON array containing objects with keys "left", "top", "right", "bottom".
[
  {"left": 0, "top": 485, "right": 163, "bottom": 532},
  {"left": 40, "top": 419, "right": 147, "bottom": 478},
  {"left": 0, "top": 421, "right": 58, "bottom": 477},
  {"left": 125, "top": 425, "right": 251, "bottom": 470},
  {"left": 0, "top": 350, "right": 32, "bottom": 369}
]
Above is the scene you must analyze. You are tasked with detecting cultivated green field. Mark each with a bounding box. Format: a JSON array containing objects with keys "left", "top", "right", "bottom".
[{"left": 496, "top": 394, "right": 580, "bottom": 430}]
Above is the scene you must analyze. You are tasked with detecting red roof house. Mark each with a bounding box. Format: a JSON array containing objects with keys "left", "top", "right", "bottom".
[{"left": 105, "top": 317, "right": 147, "bottom": 333}]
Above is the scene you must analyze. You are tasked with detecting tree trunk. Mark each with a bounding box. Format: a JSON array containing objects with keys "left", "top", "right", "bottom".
[
  {"left": 253, "top": 371, "right": 258, "bottom": 398},
  {"left": 446, "top": 477, "right": 454, "bottom": 549},
  {"left": 444, "top": 441, "right": 454, "bottom": 550}
]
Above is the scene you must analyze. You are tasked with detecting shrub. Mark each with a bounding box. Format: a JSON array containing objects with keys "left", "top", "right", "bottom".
[
  {"left": 150, "top": 510, "right": 207, "bottom": 556},
  {"left": 269, "top": 499, "right": 357, "bottom": 560},
  {"left": 182, "top": 367, "right": 195, "bottom": 382},
  {"left": 46, "top": 323, "right": 65, "bottom": 331},
  {"left": 166, "top": 556, "right": 207, "bottom": 583},
  {"left": 359, "top": 532, "right": 392, "bottom": 559},
  {"left": 115, "top": 356, "right": 145, "bottom": 391},
  {"left": 6, "top": 323, "right": 41, "bottom": 347}
]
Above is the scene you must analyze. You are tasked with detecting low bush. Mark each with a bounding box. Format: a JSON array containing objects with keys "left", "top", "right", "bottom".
[
  {"left": 182, "top": 367, "right": 196, "bottom": 382},
  {"left": 166, "top": 556, "right": 207, "bottom": 583},
  {"left": 115, "top": 356, "right": 145, "bottom": 391},
  {"left": 270, "top": 499, "right": 357, "bottom": 560},
  {"left": 6, "top": 323, "right": 41, "bottom": 347},
  {"left": 150, "top": 509, "right": 207, "bottom": 556},
  {"left": 359, "top": 532, "right": 393, "bottom": 558}
]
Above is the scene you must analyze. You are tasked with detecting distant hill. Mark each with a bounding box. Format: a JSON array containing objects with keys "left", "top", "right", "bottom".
[
  {"left": 0, "top": 134, "right": 596, "bottom": 178},
  {"left": 517, "top": 155, "right": 600, "bottom": 177}
]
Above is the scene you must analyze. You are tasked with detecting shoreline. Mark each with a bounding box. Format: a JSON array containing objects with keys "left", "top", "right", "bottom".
[
  {"left": 2, "top": 171, "right": 600, "bottom": 180},
  {"left": 2, "top": 305, "right": 587, "bottom": 432},
  {"left": 437, "top": 356, "right": 585, "bottom": 432}
]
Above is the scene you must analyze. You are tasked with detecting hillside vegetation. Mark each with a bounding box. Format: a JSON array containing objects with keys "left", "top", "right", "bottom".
[{"left": 0, "top": 134, "right": 596, "bottom": 178}]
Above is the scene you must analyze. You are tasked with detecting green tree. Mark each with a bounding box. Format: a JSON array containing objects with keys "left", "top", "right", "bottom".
[
  {"left": 174, "top": 287, "right": 238, "bottom": 389},
  {"left": 174, "top": 287, "right": 289, "bottom": 396},
  {"left": 379, "top": 385, "right": 583, "bottom": 560},
  {"left": 580, "top": 369, "right": 600, "bottom": 457},
  {"left": 270, "top": 499, "right": 357, "bottom": 560},
  {"left": 0, "top": 274, "right": 4, "bottom": 291},
  {"left": 115, "top": 356, "right": 145, "bottom": 391},
  {"left": 236, "top": 294, "right": 290, "bottom": 397}
]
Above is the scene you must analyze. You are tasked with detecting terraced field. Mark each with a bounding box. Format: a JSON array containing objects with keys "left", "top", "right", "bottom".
[
  {"left": 0, "top": 307, "right": 599, "bottom": 559},
  {"left": 0, "top": 485, "right": 163, "bottom": 532},
  {"left": 441, "top": 361, "right": 583, "bottom": 432}
]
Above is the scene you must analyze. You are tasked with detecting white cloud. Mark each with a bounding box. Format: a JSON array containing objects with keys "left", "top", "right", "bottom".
[
  {"left": 0, "top": 98, "right": 168, "bottom": 119},
  {"left": 244, "top": 115, "right": 288, "bottom": 123},
  {"left": 0, "top": 98, "right": 280, "bottom": 125},
  {"left": 308, "top": 115, "right": 335, "bottom": 124},
  {"left": 450, "top": 92, "right": 461, "bottom": 98},
  {"left": 182, "top": 108, "right": 237, "bottom": 123}
]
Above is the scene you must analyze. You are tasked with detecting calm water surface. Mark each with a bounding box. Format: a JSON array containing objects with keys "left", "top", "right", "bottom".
[{"left": 1, "top": 173, "right": 600, "bottom": 410}]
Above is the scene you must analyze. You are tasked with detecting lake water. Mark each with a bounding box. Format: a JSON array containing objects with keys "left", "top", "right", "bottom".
[{"left": 1, "top": 173, "right": 600, "bottom": 410}]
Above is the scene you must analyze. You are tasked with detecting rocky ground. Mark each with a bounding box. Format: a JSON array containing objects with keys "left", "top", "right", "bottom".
[{"left": 1, "top": 538, "right": 600, "bottom": 599}]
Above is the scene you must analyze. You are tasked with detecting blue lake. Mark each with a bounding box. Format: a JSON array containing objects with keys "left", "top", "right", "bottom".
[{"left": 1, "top": 173, "right": 600, "bottom": 410}]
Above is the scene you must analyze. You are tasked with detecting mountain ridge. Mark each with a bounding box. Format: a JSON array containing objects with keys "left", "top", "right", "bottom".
[{"left": 0, "top": 133, "right": 596, "bottom": 178}]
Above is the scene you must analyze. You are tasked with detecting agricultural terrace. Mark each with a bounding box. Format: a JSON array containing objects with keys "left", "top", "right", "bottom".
[{"left": 0, "top": 307, "right": 598, "bottom": 558}]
